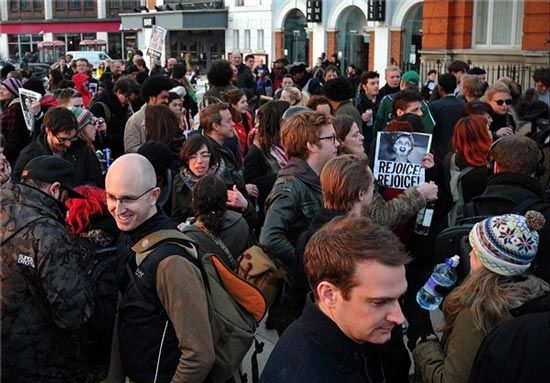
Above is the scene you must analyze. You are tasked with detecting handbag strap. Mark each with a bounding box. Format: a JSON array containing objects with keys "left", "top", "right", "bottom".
[{"left": 195, "top": 221, "right": 237, "bottom": 270}]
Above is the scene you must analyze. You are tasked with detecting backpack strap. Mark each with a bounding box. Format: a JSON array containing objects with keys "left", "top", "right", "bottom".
[{"left": 193, "top": 222, "right": 238, "bottom": 270}]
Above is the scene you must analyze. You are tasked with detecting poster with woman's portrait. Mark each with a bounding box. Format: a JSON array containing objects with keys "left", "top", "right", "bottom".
[
  {"left": 19, "top": 88, "right": 42, "bottom": 133},
  {"left": 373, "top": 131, "right": 432, "bottom": 189}
]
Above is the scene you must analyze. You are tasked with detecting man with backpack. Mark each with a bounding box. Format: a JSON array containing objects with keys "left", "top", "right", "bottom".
[
  {"left": 461, "top": 136, "right": 550, "bottom": 282},
  {"left": 106, "top": 153, "right": 215, "bottom": 383},
  {"left": 1, "top": 155, "right": 95, "bottom": 382}
]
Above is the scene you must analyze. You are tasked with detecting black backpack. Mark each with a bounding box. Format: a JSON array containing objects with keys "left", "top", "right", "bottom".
[{"left": 80, "top": 245, "right": 118, "bottom": 359}]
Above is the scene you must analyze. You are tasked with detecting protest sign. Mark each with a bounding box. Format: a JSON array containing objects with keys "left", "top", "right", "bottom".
[
  {"left": 19, "top": 88, "right": 42, "bottom": 133},
  {"left": 146, "top": 25, "right": 167, "bottom": 59},
  {"left": 373, "top": 131, "right": 432, "bottom": 189}
]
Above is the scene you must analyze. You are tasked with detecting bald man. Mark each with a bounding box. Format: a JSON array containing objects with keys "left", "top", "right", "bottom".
[{"left": 106, "top": 154, "right": 214, "bottom": 383}]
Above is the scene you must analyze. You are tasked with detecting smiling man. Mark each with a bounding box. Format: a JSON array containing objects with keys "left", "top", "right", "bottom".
[
  {"left": 105, "top": 153, "right": 214, "bottom": 383},
  {"left": 14, "top": 106, "right": 101, "bottom": 186},
  {"left": 260, "top": 216, "right": 409, "bottom": 383}
]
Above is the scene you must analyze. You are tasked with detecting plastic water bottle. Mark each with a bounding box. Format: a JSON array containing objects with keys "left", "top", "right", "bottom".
[{"left": 416, "top": 255, "right": 460, "bottom": 310}]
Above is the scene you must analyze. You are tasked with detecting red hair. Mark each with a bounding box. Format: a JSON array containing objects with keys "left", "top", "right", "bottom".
[
  {"left": 386, "top": 120, "right": 412, "bottom": 133},
  {"left": 65, "top": 185, "right": 108, "bottom": 235},
  {"left": 451, "top": 115, "right": 493, "bottom": 167}
]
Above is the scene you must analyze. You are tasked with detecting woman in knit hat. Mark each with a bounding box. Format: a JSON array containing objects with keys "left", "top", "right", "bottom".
[
  {"left": 409, "top": 211, "right": 550, "bottom": 383},
  {"left": 0, "top": 77, "right": 31, "bottom": 164}
]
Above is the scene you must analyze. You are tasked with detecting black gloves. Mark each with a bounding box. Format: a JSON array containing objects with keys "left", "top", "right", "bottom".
[{"left": 406, "top": 310, "right": 437, "bottom": 352}]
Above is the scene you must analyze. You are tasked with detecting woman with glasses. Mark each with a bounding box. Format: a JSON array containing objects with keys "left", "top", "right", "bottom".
[
  {"left": 482, "top": 83, "right": 517, "bottom": 138},
  {"left": 172, "top": 135, "right": 254, "bottom": 229}
]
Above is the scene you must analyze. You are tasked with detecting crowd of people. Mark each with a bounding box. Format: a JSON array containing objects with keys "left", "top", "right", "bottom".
[{"left": 1, "top": 49, "right": 550, "bottom": 383}]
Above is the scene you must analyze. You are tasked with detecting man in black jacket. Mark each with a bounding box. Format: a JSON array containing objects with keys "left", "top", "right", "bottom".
[
  {"left": 430, "top": 73, "right": 464, "bottom": 162},
  {"left": 463, "top": 136, "right": 550, "bottom": 282},
  {"left": 260, "top": 216, "right": 409, "bottom": 383},
  {"left": 14, "top": 107, "right": 101, "bottom": 186},
  {"left": 1, "top": 155, "right": 94, "bottom": 382},
  {"left": 90, "top": 76, "right": 140, "bottom": 158}
]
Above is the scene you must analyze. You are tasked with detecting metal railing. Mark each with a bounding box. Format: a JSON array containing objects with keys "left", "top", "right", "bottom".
[{"left": 401, "top": 62, "right": 544, "bottom": 90}]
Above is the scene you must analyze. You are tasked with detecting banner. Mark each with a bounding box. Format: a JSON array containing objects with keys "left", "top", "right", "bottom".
[{"left": 373, "top": 131, "right": 432, "bottom": 189}]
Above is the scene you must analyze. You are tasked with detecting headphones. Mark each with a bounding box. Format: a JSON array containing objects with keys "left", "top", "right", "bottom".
[{"left": 487, "top": 136, "right": 546, "bottom": 178}]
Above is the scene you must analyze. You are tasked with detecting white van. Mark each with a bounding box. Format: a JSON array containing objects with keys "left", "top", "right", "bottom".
[{"left": 65, "top": 51, "right": 112, "bottom": 69}]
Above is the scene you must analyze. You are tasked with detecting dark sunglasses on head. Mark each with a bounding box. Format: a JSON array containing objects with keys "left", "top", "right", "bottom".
[{"left": 495, "top": 98, "right": 512, "bottom": 106}]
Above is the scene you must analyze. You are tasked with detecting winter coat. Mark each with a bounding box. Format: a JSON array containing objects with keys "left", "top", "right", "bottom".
[
  {"left": 0, "top": 182, "right": 95, "bottom": 382},
  {"left": 413, "top": 275, "right": 550, "bottom": 383},
  {"left": 260, "top": 294, "right": 386, "bottom": 383},
  {"left": 463, "top": 172, "right": 550, "bottom": 282},
  {"left": 89, "top": 88, "right": 132, "bottom": 159},
  {"left": 0, "top": 97, "right": 30, "bottom": 164},
  {"left": 180, "top": 210, "right": 252, "bottom": 269},
  {"left": 260, "top": 157, "right": 323, "bottom": 267},
  {"left": 14, "top": 132, "right": 102, "bottom": 186},
  {"left": 123, "top": 103, "right": 146, "bottom": 153}
]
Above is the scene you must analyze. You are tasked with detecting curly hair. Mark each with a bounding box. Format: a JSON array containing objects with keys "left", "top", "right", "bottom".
[
  {"left": 192, "top": 175, "right": 227, "bottom": 234},
  {"left": 323, "top": 77, "right": 355, "bottom": 101},
  {"left": 207, "top": 59, "right": 233, "bottom": 87},
  {"left": 140, "top": 75, "right": 176, "bottom": 101}
]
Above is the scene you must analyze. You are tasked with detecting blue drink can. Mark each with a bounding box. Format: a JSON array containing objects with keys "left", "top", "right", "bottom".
[{"left": 104, "top": 148, "right": 112, "bottom": 168}]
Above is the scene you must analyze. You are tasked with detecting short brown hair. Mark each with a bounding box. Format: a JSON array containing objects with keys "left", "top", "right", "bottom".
[
  {"left": 200, "top": 102, "right": 230, "bottom": 133},
  {"left": 491, "top": 136, "right": 542, "bottom": 176},
  {"left": 305, "top": 216, "right": 410, "bottom": 301},
  {"left": 44, "top": 106, "right": 78, "bottom": 134},
  {"left": 280, "top": 111, "right": 333, "bottom": 159},
  {"left": 320, "top": 154, "right": 373, "bottom": 211},
  {"left": 460, "top": 74, "right": 485, "bottom": 100}
]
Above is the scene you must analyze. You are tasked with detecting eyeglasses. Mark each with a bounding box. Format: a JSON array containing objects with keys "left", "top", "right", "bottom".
[
  {"left": 55, "top": 134, "right": 78, "bottom": 144},
  {"left": 188, "top": 152, "right": 212, "bottom": 160},
  {"left": 106, "top": 186, "right": 155, "bottom": 205},
  {"left": 495, "top": 98, "right": 512, "bottom": 106},
  {"left": 318, "top": 134, "right": 337, "bottom": 144}
]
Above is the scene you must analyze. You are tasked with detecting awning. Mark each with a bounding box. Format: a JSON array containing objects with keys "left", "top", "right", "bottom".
[
  {"left": 120, "top": 9, "right": 228, "bottom": 31},
  {"left": 0, "top": 21, "right": 121, "bottom": 34}
]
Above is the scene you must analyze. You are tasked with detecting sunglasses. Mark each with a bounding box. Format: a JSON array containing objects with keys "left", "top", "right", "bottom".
[{"left": 494, "top": 98, "right": 512, "bottom": 106}]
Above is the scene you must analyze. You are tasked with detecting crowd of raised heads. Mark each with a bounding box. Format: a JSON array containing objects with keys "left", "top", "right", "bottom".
[{"left": 1, "top": 51, "right": 549, "bottom": 383}]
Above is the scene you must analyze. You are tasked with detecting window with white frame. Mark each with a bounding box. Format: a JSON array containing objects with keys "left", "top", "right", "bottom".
[
  {"left": 257, "top": 30, "right": 264, "bottom": 50},
  {"left": 233, "top": 30, "right": 240, "bottom": 49},
  {"left": 474, "top": 0, "right": 523, "bottom": 48},
  {"left": 244, "top": 30, "right": 251, "bottom": 50}
]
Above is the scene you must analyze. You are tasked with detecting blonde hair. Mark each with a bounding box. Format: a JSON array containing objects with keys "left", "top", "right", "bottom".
[
  {"left": 442, "top": 267, "right": 529, "bottom": 335},
  {"left": 481, "top": 82, "right": 510, "bottom": 103},
  {"left": 282, "top": 86, "right": 304, "bottom": 106}
]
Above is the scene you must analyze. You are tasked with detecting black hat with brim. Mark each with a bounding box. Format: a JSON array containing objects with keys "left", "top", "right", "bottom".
[{"left": 20, "top": 155, "right": 84, "bottom": 198}]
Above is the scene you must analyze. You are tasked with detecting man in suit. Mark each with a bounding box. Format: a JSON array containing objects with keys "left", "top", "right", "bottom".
[{"left": 430, "top": 73, "right": 464, "bottom": 162}]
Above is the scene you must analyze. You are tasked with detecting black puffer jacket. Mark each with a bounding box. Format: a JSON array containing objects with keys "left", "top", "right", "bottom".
[
  {"left": 463, "top": 172, "right": 550, "bottom": 282},
  {"left": 0, "top": 182, "right": 95, "bottom": 382}
]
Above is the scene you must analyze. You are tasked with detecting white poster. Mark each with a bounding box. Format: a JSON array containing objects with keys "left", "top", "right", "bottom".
[
  {"left": 19, "top": 88, "right": 42, "bottom": 133},
  {"left": 373, "top": 131, "right": 432, "bottom": 189},
  {"left": 146, "top": 25, "right": 167, "bottom": 59}
]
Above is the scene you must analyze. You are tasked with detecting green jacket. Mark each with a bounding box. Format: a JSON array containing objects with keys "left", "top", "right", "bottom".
[
  {"left": 413, "top": 275, "right": 550, "bottom": 383},
  {"left": 260, "top": 158, "right": 322, "bottom": 268}
]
